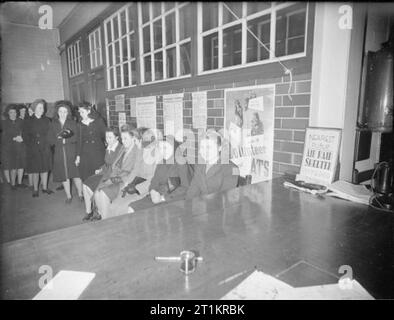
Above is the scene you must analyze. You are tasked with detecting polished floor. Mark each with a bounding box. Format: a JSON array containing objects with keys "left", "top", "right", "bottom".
[{"left": 0, "top": 180, "right": 86, "bottom": 243}]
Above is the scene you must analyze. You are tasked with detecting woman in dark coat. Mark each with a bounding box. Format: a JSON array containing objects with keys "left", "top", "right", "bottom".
[
  {"left": 22, "top": 99, "right": 54, "bottom": 197},
  {"left": 47, "top": 100, "right": 83, "bottom": 203},
  {"left": 186, "top": 130, "right": 239, "bottom": 199},
  {"left": 75, "top": 102, "right": 106, "bottom": 181},
  {"left": 1, "top": 104, "right": 26, "bottom": 189}
]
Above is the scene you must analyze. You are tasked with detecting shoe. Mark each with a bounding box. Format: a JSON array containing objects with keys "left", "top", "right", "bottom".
[
  {"left": 65, "top": 197, "right": 73, "bottom": 204},
  {"left": 79, "top": 195, "right": 84, "bottom": 202},
  {"left": 42, "top": 189, "right": 54, "bottom": 195},
  {"left": 56, "top": 185, "right": 64, "bottom": 191},
  {"left": 11, "top": 185, "right": 17, "bottom": 190},
  {"left": 91, "top": 213, "right": 102, "bottom": 221},
  {"left": 82, "top": 213, "right": 93, "bottom": 221},
  {"left": 32, "top": 190, "right": 39, "bottom": 197}
]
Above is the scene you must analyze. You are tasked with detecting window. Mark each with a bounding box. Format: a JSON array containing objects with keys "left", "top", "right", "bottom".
[
  {"left": 138, "top": 2, "right": 192, "bottom": 84},
  {"left": 104, "top": 4, "right": 137, "bottom": 90},
  {"left": 88, "top": 27, "right": 103, "bottom": 69},
  {"left": 67, "top": 40, "right": 83, "bottom": 77},
  {"left": 198, "top": 2, "right": 307, "bottom": 73}
]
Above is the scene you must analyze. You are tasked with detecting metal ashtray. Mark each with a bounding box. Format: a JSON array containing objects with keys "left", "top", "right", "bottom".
[{"left": 155, "top": 250, "right": 203, "bottom": 275}]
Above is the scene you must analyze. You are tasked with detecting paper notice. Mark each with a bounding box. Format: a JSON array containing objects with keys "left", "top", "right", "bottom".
[
  {"left": 192, "top": 91, "right": 207, "bottom": 129},
  {"left": 136, "top": 96, "right": 157, "bottom": 129}
]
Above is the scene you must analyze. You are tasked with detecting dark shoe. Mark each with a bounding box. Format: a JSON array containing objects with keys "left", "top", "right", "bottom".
[
  {"left": 17, "top": 183, "right": 28, "bottom": 189},
  {"left": 82, "top": 213, "right": 93, "bottom": 221},
  {"left": 32, "top": 190, "right": 39, "bottom": 198},
  {"left": 42, "top": 189, "right": 54, "bottom": 195},
  {"left": 11, "top": 185, "right": 17, "bottom": 190},
  {"left": 91, "top": 212, "right": 102, "bottom": 221},
  {"left": 79, "top": 195, "right": 84, "bottom": 202},
  {"left": 65, "top": 197, "right": 73, "bottom": 204},
  {"left": 56, "top": 185, "right": 64, "bottom": 191}
]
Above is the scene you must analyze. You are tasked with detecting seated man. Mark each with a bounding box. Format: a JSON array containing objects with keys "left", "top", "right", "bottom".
[
  {"left": 92, "top": 125, "right": 142, "bottom": 220},
  {"left": 127, "top": 136, "right": 192, "bottom": 213},
  {"left": 106, "top": 128, "right": 162, "bottom": 218},
  {"left": 186, "top": 129, "right": 239, "bottom": 199}
]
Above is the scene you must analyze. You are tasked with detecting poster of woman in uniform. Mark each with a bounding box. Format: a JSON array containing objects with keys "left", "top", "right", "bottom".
[{"left": 224, "top": 85, "right": 275, "bottom": 184}]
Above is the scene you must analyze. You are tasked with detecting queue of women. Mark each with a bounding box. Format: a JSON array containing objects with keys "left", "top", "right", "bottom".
[{"left": 1, "top": 99, "right": 240, "bottom": 221}]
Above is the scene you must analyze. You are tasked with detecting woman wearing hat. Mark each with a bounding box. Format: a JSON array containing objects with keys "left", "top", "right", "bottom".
[
  {"left": 47, "top": 100, "right": 83, "bottom": 203},
  {"left": 22, "top": 99, "right": 53, "bottom": 197},
  {"left": 75, "top": 102, "right": 106, "bottom": 182},
  {"left": 1, "top": 104, "right": 26, "bottom": 189}
]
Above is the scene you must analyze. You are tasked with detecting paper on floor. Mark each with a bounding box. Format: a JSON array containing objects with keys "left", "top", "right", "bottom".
[
  {"left": 221, "top": 270, "right": 374, "bottom": 300},
  {"left": 33, "top": 270, "right": 95, "bottom": 300}
]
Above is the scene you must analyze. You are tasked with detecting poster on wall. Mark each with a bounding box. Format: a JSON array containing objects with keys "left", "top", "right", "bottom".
[
  {"left": 296, "top": 127, "right": 342, "bottom": 186},
  {"left": 192, "top": 91, "right": 207, "bottom": 130},
  {"left": 224, "top": 85, "right": 275, "bottom": 184},
  {"left": 118, "top": 112, "right": 126, "bottom": 130},
  {"left": 105, "top": 98, "right": 110, "bottom": 126},
  {"left": 115, "top": 94, "right": 125, "bottom": 111},
  {"left": 129, "top": 98, "right": 136, "bottom": 117},
  {"left": 163, "top": 93, "right": 184, "bottom": 141},
  {"left": 136, "top": 96, "right": 157, "bottom": 129}
]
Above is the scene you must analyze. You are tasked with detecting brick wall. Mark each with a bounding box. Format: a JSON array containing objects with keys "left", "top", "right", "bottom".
[{"left": 106, "top": 73, "right": 311, "bottom": 177}]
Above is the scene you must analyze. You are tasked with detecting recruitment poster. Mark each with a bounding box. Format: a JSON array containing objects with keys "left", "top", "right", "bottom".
[
  {"left": 192, "top": 91, "right": 207, "bottom": 130},
  {"left": 136, "top": 96, "right": 157, "bottom": 129},
  {"left": 115, "top": 94, "right": 125, "bottom": 111},
  {"left": 296, "top": 127, "right": 342, "bottom": 186},
  {"left": 224, "top": 85, "right": 275, "bottom": 184},
  {"left": 163, "top": 93, "right": 184, "bottom": 141},
  {"left": 118, "top": 112, "right": 126, "bottom": 130}
]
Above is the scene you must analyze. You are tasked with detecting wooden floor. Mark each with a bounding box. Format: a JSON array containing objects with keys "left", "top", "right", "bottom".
[{"left": 1, "top": 178, "right": 393, "bottom": 299}]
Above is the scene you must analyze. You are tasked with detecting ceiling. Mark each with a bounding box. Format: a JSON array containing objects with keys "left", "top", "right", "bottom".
[{"left": 0, "top": 2, "right": 78, "bottom": 28}]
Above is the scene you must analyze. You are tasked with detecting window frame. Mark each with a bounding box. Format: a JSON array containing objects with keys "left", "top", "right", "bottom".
[
  {"left": 138, "top": 2, "right": 192, "bottom": 85},
  {"left": 197, "top": 2, "right": 309, "bottom": 75},
  {"left": 103, "top": 3, "right": 137, "bottom": 91},
  {"left": 88, "top": 27, "right": 103, "bottom": 70},
  {"left": 67, "top": 39, "right": 83, "bottom": 78}
]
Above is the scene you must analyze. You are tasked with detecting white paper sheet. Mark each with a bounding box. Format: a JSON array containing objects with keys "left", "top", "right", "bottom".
[
  {"left": 33, "top": 270, "right": 95, "bottom": 300},
  {"left": 163, "top": 93, "right": 183, "bottom": 141},
  {"left": 136, "top": 96, "right": 157, "bottom": 129},
  {"left": 192, "top": 91, "right": 207, "bottom": 129}
]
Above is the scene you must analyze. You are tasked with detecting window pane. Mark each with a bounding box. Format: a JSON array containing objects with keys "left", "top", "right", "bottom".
[
  {"left": 113, "top": 15, "right": 119, "bottom": 40},
  {"left": 276, "top": 3, "right": 306, "bottom": 57},
  {"left": 143, "top": 26, "right": 151, "bottom": 54},
  {"left": 203, "top": 32, "right": 218, "bottom": 71},
  {"left": 180, "top": 42, "right": 191, "bottom": 76},
  {"left": 179, "top": 4, "right": 192, "bottom": 40},
  {"left": 152, "top": 3, "right": 162, "bottom": 18},
  {"left": 153, "top": 19, "right": 162, "bottom": 49},
  {"left": 247, "top": 14, "right": 270, "bottom": 63},
  {"left": 95, "top": 30, "right": 100, "bottom": 48},
  {"left": 223, "top": 2, "right": 242, "bottom": 24},
  {"left": 115, "top": 41, "right": 120, "bottom": 64},
  {"left": 202, "top": 2, "right": 218, "bottom": 31},
  {"left": 165, "top": 2, "right": 175, "bottom": 12},
  {"left": 93, "top": 52, "right": 97, "bottom": 68},
  {"left": 247, "top": 2, "right": 271, "bottom": 15},
  {"left": 128, "top": 6, "right": 135, "bottom": 32},
  {"left": 144, "top": 55, "right": 152, "bottom": 82},
  {"left": 154, "top": 51, "right": 163, "bottom": 80},
  {"left": 120, "top": 10, "right": 127, "bottom": 36},
  {"left": 108, "top": 44, "right": 114, "bottom": 66},
  {"left": 106, "top": 21, "right": 112, "bottom": 43},
  {"left": 131, "top": 61, "right": 137, "bottom": 84},
  {"left": 122, "top": 37, "right": 128, "bottom": 61},
  {"left": 165, "top": 12, "right": 175, "bottom": 45},
  {"left": 128, "top": 33, "right": 135, "bottom": 58},
  {"left": 109, "top": 68, "right": 115, "bottom": 89},
  {"left": 141, "top": 3, "right": 150, "bottom": 24},
  {"left": 166, "top": 47, "right": 176, "bottom": 78},
  {"left": 223, "top": 24, "right": 242, "bottom": 67},
  {"left": 116, "top": 65, "right": 122, "bottom": 88},
  {"left": 97, "top": 48, "right": 102, "bottom": 65},
  {"left": 123, "top": 62, "right": 129, "bottom": 87}
]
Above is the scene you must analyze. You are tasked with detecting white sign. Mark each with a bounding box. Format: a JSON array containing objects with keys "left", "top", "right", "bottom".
[
  {"left": 296, "top": 127, "right": 342, "bottom": 186},
  {"left": 118, "top": 112, "right": 126, "bottom": 130},
  {"left": 163, "top": 93, "right": 184, "bottom": 141},
  {"left": 115, "top": 94, "right": 125, "bottom": 111},
  {"left": 225, "top": 85, "right": 275, "bottom": 184},
  {"left": 130, "top": 98, "right": 136, "bottom": 117},
  {"left": 192, "top": 91, "right": 207, "bottom": 129},
  {"left": 136, "top": 96, "right": 157, "bottom": 129}
]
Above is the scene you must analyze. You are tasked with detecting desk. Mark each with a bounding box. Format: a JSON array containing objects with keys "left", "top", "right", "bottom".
[{"left": 1, "top": 178, "right": 393, "bottom": 299}]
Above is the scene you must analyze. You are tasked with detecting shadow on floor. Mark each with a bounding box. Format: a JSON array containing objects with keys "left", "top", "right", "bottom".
[{"left": 0, "top": 181, "right": 87, "bottom": 243}]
